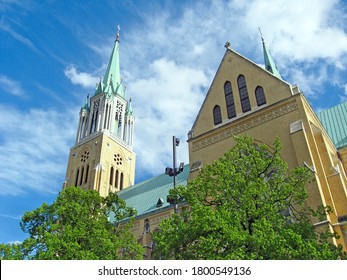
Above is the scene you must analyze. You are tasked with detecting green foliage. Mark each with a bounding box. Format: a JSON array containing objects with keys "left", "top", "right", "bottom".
[
  {"left": 153, "top": 136, "right": 345, "bottom": 260},
  {"left": 0, "top": 187, "right": 143, "bottom": 260},
  {"left": 0, "top": 243, "right": 24, "bottom": 260}
]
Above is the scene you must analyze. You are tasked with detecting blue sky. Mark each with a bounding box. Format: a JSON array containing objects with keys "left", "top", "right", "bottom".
[{"left": 0, "top": 0, "right": 347, "bottom": 244}]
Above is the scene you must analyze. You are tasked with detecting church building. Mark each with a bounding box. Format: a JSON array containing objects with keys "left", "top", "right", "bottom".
[
  {"left": 63, "top": 29, "right": 347, "bottom": 259},
  {"left": 187, "top": 38, "right": 347, "bottom": 253}
]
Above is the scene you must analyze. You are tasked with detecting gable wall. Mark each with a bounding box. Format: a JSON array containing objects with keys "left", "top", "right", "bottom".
[
  {"left": 191, "top": 49, "right": 293, "bottom": 137},
  {"left": 187, "top": 48, "right": 347, "bottom": 250}
]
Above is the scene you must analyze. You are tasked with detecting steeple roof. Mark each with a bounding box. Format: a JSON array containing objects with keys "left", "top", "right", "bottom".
[
  {"left": 112, "top": 164, "right": 190, "bottom": 220},
  {"left": 260, "top": 30, "right": 282, "bottom": 79},
  {"left": 317, "top": 101, "right": 347, "bottom": 150},
  {"left": 100, "top": 26, "right": 125, "bottom": 97},
  {"left": 80, "top": 94, "right": 89, "bottom": 112},
  {"left": 126, "top": 98, "right": 134, "bottom": 116}
]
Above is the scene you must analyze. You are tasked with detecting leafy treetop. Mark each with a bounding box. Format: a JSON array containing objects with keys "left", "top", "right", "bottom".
[
  {"left": 153, "top": 136, "right": 345, "bottom": 260},
  {"left": 1, "top": 187, "right": 144, "bottom": 260}
]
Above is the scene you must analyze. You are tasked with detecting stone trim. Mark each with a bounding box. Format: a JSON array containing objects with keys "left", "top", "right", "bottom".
[
  {"left": 72, "top": 130, "right": 131, "bottom": 151},
  {"left": 192, "top": 101, "right": 298, "bottom": 151}
]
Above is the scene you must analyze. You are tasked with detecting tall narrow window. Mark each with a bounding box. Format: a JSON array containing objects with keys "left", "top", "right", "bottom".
[
  {"left": 224, "top": 81, "right": 236, "bottom": 119},
  {"left": 84, "top": 164, "right": 89, "bottom": 184},
  {"left": 80, "top": 116, "right": 85, "bottom": 139},
  {"left": 82, "top": 116, "right": 87, "bottom": 137},
  {"left": 213, "top": 105, "right": 222, "bottom": 125},
  {"left": 255, "top": 86, "right": 266, "bottom": 106},
  {"left": 237, "top": 75, "right": 251, "bottom": 113},
  {"left": 94, "top": 112, "right": 99, "bottom": 132},
  {"left": 75, "top": 168, "right": 79, "bottom": 187},
  {"left": 79, "top": 166, "right": 84, "bottom": 186},
  {"left": 115, "top": 170, "right": 119, "bottom": 189},
  {"left": 90, "top": 99, "right": 100, "bottom": 133},
  {"left": 90, "top": 111, "right": 95, "bottom": 134},
  {"left": 107, "top": 105, "right": 112, "bottom": 129},
  {"left": 109, "top": 166, "right": 114, "bottom": 186},
  {"left": 120, "top": 172, "right": 124, "bottom": 190},
  {"left": 104, "top": 104, "right": 109, "bottom": 129}
]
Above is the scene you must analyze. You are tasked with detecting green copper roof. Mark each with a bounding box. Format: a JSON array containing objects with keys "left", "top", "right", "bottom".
[
  {"left": 317, "top": 102, "right": 347, "bottom": 150},
  {"left": 126, "top": 98, "right": 134, "bottom": 116},
  {"left": 80, "top": 94, "right": 89, "bottom": 111},
  {"left": 116, "top": 164, "right": 190, "bottom": 219},
  {"left": 100, "top": 27, "right": 125, "bottom": 97},
  {"left": 261, "top": 36, "right": 282, "bottom": 79}
]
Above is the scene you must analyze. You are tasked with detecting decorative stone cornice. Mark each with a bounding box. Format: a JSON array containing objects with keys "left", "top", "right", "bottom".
[
  {"left": 72, "top": 129, "right": 131, "bottom": 151},
  {"left": 192, "top": 100, "right": 298, "bottom": 151}
]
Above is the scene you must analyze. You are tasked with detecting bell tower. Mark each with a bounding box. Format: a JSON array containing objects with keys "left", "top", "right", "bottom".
[{"left": 63, "top": 27, "right": 136, "bottom": 197}]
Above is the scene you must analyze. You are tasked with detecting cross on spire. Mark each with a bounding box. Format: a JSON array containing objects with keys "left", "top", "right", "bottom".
[{"left": 116, "top": 25, "right": 120, "bottom": 42}]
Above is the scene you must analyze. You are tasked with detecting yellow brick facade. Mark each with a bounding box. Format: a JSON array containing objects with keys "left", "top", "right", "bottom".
[
  {"left": 64, "top": 131, "right": 136, "bottom": 197},
  {"left": 188, "top": 46, "right": 347, "bottom": 251}
]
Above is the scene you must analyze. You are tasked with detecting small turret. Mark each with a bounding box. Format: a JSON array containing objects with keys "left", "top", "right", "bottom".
[
  {"left": 259, "top": 28, "right": 282, "bottom": 79},
  {"left": 126, "top": 98, "right": 134, "bottom": 116},
  {"left": 81, "top": 94, "right": 90, "bottom": 112}
]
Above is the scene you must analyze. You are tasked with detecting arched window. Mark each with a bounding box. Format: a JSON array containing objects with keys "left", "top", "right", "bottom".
[
  {"left": 75, "top": 168, "right": 79, "bottom": 187},
  {"left": 213, "top": 105, "right": 222, "bottom": 125},
  {"left": 104, "top": 104, "right": 109, "bottom": 129},
  {"left": 107, "top": 105, "right": 112, "bottom": 129},
  {"left": 120, "top": 172, "right": 124, "bottom": 190},
  {"left": 115, "top": 170, "right": 119, "bottom": 189},
  {"left": 84, "top": 165, "right": 89, "bottom": 184},
  {"left": 90, "top": 110, "right": 98, "bottom": 133},
  {"left": 79, "top": 166, "right": 84, "bottom": 186},
  {"left": 90, "top": 99, "right": 100, "bottom": 133},
  {"left": 224, "top": 81, "right": 236, "bottom": 119},
  {"left": 255, "top": 86, "right": 266, "bottom": 106},
  {"left": 109, "top": 166, "right": 114, "bottom": 186},
  {"left": 237, "top": 75, "right": 251, "bottom": 113}
]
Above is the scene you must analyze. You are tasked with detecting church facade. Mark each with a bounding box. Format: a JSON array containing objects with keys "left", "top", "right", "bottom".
[
  {"left": 63, "top": 30, "right": 347, "bottom": 258},
  {"left": 187, "top": 40, "right": 347, "bottom": 252}
]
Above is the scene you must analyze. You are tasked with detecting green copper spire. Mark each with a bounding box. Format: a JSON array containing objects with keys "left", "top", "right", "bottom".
[
  {"left": 126, "top": 97, "right": 134, "bottom": 116},
  {"left": 102, "top": 26, "right": 125, "bottom": 97},
  {"left": 81, "top": 94, "right": 90, "bottom": 112},
  {"left": 259, "top": 29, "right": 282, "bottom": 79}
]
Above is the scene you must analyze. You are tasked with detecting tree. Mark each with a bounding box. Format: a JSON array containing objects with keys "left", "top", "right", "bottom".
[
  {"left": 0, "top": 243, "right": 23, "bottom": 260},
  {"left": 153, "top": 136, "right": 345, "bottom": 260},
  {"left": 0, "top": 187, "right": 144, "bottom": 260}
]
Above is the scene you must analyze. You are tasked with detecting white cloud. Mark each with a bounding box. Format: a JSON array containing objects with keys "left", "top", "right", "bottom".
[
  {"left": 229, "top": 0, "right": 347, "bottom": 57},
  {"left": 288, "top": 64, "right": 329, "bottom": 98},
  {"left": 116, "top": 0, "right": 347, "bottom": 176},
  {"left": 227, "top": 0, "right": 347, "bottom": 95},
  {"left": 0, "top": 213, "right": 21, "bottom": 220},
  {"left": 4, "top": 0, "right": 345, "bottom": 191},
  {"left": 0, "top": 19, "right": 39, "bottom": 53},
  {"left": 64, "top": 65, "right": 99, "bottom": 88},
  {"left": 340, "top": 84, "right": 347, "bottom": 102},
  {"left": 124, "top": 1, "right": 229, "bottom": 75},
  {"left": 35, "top": 84, "right": 68, "bottom": 106},
  {"left": 130, "top": 58, "right": 208, "bottom": 177},
  {"left": 8, "top": 240, "right": 22, "bottom": 245},
  {"left": 121, "top": 0, "right": 346, "bottom": 98},
  {"left": 0, "top": 75, "right": 25, "bottom": 97},
  {"left": 0, "top": 105, "right": 77, "bottom": 196}
]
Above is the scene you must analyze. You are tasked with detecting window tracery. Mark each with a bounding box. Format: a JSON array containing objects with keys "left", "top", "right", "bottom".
[
  {"left": 237, "top": 75, "right": 251, "bottom": 113},
  {"left": 213, "top": 105, "right": 222, "bottom": 125},
  {"left": 224, "top": 81, "right": 236, "bottom": 119},
  {"left": 255, "top": 86, "right": 266, "bottom": 106}
]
